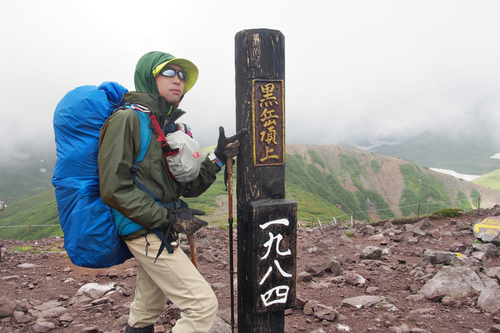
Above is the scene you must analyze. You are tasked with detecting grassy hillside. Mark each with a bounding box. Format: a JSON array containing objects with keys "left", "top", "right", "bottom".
[
  {"left": 3, "top": 145, "right": 500, "bottom": 240},
  {"left": 286, "top": 145, "right": 500, "bottom": 221},
  {"left": 0, "top": 189, "right": 61, "bottom": 240},
  {"left": 286, "top": 151, "right": 394, "bottom": 221},
  {"left": 473, "top": 169, "right": 500, "bottom": 191}
]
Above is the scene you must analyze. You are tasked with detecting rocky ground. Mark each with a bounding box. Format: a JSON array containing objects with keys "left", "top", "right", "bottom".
[{"left": 3, "top": 208, "right": 500, "bottom": 332}]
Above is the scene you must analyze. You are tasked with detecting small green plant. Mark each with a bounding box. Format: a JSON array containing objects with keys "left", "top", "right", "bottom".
[
  {"left": 344, "top": 230, "right": 353, "bottom": 237},
  {"left": 34, "top": 249, "right": 42, "bottom": 254},
  {"left": 11, "top": 246, "right": 33, "bottom": 253}
]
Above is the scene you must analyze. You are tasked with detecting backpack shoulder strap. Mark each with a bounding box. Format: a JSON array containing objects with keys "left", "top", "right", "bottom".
[
  {"left": 121, "top": 104, "right": 152, "bottom": 170},
  {"left": 134, "top": 110, "right": 152, "bottom": 163},
  {"left": 118, "top": 104, "right": 157, "bottom": 200}
]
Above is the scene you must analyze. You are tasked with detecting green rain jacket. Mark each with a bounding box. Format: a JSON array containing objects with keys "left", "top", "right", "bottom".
[{"left": 98, "top": 52, "right": 220, "bottom": 240}]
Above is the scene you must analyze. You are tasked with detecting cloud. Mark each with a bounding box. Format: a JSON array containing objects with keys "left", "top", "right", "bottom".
[{"left": 1, "top": 0, "right": 500, "bottom": 161}]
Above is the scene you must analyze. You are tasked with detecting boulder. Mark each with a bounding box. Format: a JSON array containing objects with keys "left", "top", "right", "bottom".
[
  {"left": 298, "top": 271, "right": 313, "bottom": 282},
  {"left": 472, "top": 243, "right": 499, "bottom": 257},
  {"left": 418, "top": 266, "right": 485, "bottom": 302},
  {"left": 360, "top": 246, "right": 383, "bottom": 260},
  {"left": 367, "top": 234, "right": 386, "bottom": 242},
  {"left": 360, "top": 225, "right": 375, "bottom": 235},
  {"left": 0, "top": 296, "right": 16, "bottom": 318},
  {"left": 415, "top": 218, "right": 433, "bottom": 229},
  {"left": 383, "top": 221, "right": 395, "bottom": 229},
  {"left": 344, "top": 271, "right": 366, "bottom": 286},
  {"left": 450, "top": 242, "right": 467, "bottom": 252},
  {"left": 341, "top": 295, "right": 385, "bottom": 309},
  {"left": 313, "top": 303, "right": 338, "bottom": 321},
  {"left": 76, "top": 282, "right": 117, "bottom": 299},
  {"left": 304, "top": 259, "right": 341, "bottom": 277},
  {"left": 477, "top": 273, "right": 500, "bottom": 313},
  {"left": 423, "top": 249, "right": 457, "bottom": 265},
  {"left": 303, "top": 301, "right": 314, "bottom": 316},
  {"left": 412, "top": 226, "right": 427, "bottom": 237}
]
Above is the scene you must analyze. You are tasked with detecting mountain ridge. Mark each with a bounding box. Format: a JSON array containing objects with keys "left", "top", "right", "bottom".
[
  {"left": 2, "top": 144, "right": 500, "bottom": 240},
  {"left": 286, "top": 144, "right": 500, "bottom": 219}
]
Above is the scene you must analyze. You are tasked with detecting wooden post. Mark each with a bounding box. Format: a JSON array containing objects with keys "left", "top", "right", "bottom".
[{"left": 235, "top": 29, "right": 297, "bottom": 333}]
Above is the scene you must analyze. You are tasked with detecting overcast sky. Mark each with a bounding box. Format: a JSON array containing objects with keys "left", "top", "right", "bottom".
[{"left": 1, "top": 0, "right": 499, "bottom": 162}]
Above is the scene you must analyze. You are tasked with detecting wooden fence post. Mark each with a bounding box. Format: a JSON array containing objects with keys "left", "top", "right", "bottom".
[{"left": 235, "top": 29, "right": 297, "bottom": 333}]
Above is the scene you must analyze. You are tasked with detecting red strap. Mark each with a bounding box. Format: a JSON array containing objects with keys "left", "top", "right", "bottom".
[
  {"left": 149, "top": 115, "right": 167, "bottom": 144},
  {"left": 149, "top": 114, "right": 177, "bottom": 181}
]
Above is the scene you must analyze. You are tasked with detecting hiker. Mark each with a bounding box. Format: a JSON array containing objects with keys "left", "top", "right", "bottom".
[{"left": 98, "top": 51, "right": 246, "bottom": 333}]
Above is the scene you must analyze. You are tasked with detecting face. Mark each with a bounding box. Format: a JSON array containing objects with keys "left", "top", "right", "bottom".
[{"left": 155, "top": 63, "right": 186, "bottom": 105}]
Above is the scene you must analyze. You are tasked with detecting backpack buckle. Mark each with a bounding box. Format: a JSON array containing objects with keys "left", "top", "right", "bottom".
[{"left": 127, "top": 103, "right": 150, "bottom": 113}]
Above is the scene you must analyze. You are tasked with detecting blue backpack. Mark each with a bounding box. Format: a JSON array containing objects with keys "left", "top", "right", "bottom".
[{"left": 52, "top": 82, "right": 151, "bottom": 268}]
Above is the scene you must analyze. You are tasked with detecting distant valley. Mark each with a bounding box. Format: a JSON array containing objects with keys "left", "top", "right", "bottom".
[
  {"left": 349, "top": 95, "right": 500, "bottom": 175},
  {"left": 2, "top": 95, "right": 500, "bottom": 239}
]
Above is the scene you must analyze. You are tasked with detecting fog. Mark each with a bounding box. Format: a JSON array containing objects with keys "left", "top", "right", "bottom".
[{"left": 1, "top": 0, "right": 499, "bottom": 165}]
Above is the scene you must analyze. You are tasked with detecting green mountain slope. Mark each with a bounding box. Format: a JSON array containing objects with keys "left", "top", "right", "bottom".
[
  {"left": 2, "top": 145, "right": 500, "bottom": 240},
  {"left": 286, "top": 145, "right": 500, "bottom": 221},
  {"left": 473, "top": 169, "right": 500, "bottom": 191},
  {"left": 0, "top": 189, "right": 61, "bottom": 240}
]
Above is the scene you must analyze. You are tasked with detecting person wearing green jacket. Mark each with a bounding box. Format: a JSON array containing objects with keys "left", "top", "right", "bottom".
[{"left": 98, "top": 51, "right": 246, "bottom": 333}]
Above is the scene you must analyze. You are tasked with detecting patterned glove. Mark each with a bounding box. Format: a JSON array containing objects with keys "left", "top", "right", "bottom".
[{"left": 171, "top": 208, "right": 208, "bottom": 235}]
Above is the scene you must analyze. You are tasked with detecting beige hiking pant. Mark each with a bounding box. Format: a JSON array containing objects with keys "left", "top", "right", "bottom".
[{"left": 125, "top": 234, "right": 218, "bottom": 332}]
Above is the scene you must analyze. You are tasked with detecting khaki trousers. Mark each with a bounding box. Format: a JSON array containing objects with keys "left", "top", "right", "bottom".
[{"left": 125, "top": 234, "right": 218, "bottom": 333}]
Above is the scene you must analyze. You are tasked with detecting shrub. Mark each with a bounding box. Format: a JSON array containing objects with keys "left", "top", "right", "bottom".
[{"left": 431, "top": 208, "right": 463, "bottom": 218}]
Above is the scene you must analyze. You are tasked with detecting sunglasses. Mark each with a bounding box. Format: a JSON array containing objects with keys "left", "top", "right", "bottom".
[{"left": 160, "top": 67, "right": 188, "bottom": 82}]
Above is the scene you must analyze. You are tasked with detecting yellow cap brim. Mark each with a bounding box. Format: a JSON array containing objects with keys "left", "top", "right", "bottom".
[{"left": 153, "top": 58, "right": 199, "bottom": 95}]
